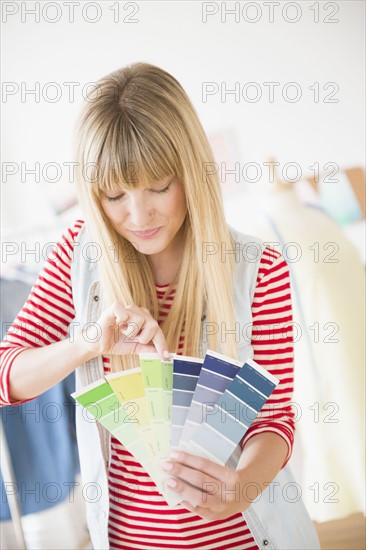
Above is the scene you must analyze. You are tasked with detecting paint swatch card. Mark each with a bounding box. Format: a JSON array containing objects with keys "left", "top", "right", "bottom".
[
  {"left": 138, "top": 354, "right": 182, "bottom": 506},
  {"left": 183, "top": 359, "right": 279, "bottom": 466},
  {"left": 162, "top": 357, "right": 173, "bottom": 415},
  {"left": 178, "top": 350, "right": 243, "bottom": 450},
  {"left": 139, "top": 353, "right": 173, "bottom": 460},
  {"left": 161, "top": 356, "right": 173, "bottom": 454},
  {"left": 71, "top": 379, "right": 163, "bottom": 487},
  {"left": 105, "top": 368, "right": 157, "bottom": 459},
  {"left": 171, "top": 355, "right": 203, "bottom": 449}
]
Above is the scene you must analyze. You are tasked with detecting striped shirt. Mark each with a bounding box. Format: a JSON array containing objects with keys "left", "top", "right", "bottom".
[{"left": 0, "top": 220, "right": 295, "bottom": 550}]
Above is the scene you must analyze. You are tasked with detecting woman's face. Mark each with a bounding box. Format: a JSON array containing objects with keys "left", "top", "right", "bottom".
[{"left": 100, "top": 175, "right": 187, "bottom": 263}]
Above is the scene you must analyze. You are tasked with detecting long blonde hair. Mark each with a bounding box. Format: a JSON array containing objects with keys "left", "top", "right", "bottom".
[{"left": 74, "top": 62, "right": 238, "bottom": 371}]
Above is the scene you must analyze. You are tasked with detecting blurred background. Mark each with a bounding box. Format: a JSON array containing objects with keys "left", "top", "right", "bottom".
[{"left": 1, "top": 1, "right": 365, "bottom": 548}]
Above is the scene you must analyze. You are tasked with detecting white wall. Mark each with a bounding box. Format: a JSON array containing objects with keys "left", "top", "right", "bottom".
[{"left": 1, "top": 0, "right": 365, "bottom": 228}]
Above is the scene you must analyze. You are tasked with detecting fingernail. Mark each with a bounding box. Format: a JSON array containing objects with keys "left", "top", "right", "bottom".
[
  {"left": 167, "top": 478, "right": 177, "bottom": 488},
  {"left": 169, "top": 451, "right": 180, "bottom": 460},
  {"left": 163, "top": 350, "right": 170, "bottom": 359},
  {"left": 162, "top": 462, "right": 173, "bottom": 471}
]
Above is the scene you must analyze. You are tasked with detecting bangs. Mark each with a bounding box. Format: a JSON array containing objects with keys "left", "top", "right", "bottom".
[{"left": 89, "top": 113, "right": 181, "bottom": 197}]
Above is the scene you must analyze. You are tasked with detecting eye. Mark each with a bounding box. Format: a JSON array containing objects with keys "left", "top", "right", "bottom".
[
  {"left": 152, "top": 183, "right": 171, "bottom": 195},
  {"left": 105, "top": 193, "right": 125, "bottom": 202}
]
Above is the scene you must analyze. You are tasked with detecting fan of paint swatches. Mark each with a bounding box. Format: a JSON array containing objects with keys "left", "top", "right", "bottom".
[
  {"left": 178, "top": 350, "right": 243, "bottom": 450},
  {"left": 182, "top": 358, "right": 279, "bottom": 467},
  {"left": 139, "top": 353, "right": 174, "bottom": 460},
  {"left": 72, "top": 351, "right": 279, "bottom": 507},
  {"left": 105, "top": 368, "right": 157, "bottom": 459},
  {"left": 171, "top": 355, "right": 204, "bottom": 449}
]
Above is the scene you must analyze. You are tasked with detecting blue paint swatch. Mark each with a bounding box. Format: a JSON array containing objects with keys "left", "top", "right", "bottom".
[
  {"left": 203, "top": 352, "right": 241, "bottom": 379},
  {"left": 238, "top": 362, "right": 278, "bottom": 397},
  {"left": 185, "top": 358, "right": 279, "bottom": 465},
  {"left": 171, "top": 355, "right": 203, "bottom": 449},
  {"left": 225, "top": 377, "right": 267, "bottom": 411}
]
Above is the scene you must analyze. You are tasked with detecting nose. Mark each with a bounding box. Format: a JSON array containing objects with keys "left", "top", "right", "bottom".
[{"left": 128, "top": 194, "right": 153, "bottom": 228}]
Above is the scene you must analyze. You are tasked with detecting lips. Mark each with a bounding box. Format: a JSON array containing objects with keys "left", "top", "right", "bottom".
[{"left": 129, "top": 227, "right": 162, "bottom": 238}]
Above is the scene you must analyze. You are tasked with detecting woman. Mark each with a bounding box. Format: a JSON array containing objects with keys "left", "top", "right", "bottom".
[{"left": 0, "top": 62, "right": 320, "bottom": 550}]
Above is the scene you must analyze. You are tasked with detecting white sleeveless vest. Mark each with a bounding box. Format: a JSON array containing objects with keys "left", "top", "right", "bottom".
[{"left": 70, "top": 224, "right": 320, "bottom": 550}]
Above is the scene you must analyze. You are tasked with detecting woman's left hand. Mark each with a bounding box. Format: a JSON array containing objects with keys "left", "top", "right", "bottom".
[{"left": 162, "top": 451, "right": 253, "bottom": 520}]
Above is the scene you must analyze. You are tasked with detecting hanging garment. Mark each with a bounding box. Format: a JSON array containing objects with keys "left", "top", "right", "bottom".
[{"left": 223, "top": 188, "right": 366, "bottom": 522}]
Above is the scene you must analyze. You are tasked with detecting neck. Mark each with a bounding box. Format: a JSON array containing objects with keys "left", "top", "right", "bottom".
[{"left": 148, "top": 226, "right": 185, "bottom": 286}]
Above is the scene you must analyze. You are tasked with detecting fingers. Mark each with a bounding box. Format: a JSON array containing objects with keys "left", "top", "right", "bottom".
[
  {"left": 165, "top": 451, "right": 229, "bottom": 481},
  {"left": 116, "top": 304, "right": 144, "bottom": 337},
  {"left": 162, "top": 452, "right": 242, "bottom": 520},
  {"left": 122, "top": 306, "right": 157, "bottom": 343},
  {"left": 121, "top": 305, "right": 169, "bottom": 359},
  {"left": 103, "top": 302, "right": 169, "bottom": 359},
  {"left": 179, "top": 501, "right": 217, "bottom": 521},
  {"left": 133, "top": 342, "right": 158, "bottom": 355},
  {"left": 151, "top": 325, "right": 170, "bottom": 360},
  {"left": 164, "top": 473, "right": 217, "bottom": 510}
]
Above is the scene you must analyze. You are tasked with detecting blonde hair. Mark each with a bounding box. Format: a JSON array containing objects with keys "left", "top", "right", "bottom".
[{"left": 74, "top": 62, "right": 238, "bottom": 371}]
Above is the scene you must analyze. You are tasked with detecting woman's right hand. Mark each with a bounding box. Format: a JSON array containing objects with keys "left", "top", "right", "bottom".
[{"left": 79, "top": 302, "right": 170, "bottom": 360}]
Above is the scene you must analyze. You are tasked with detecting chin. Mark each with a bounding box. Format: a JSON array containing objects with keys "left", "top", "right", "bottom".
[{"left": 130, "top": 240, "right": 166, "bottom": 256}]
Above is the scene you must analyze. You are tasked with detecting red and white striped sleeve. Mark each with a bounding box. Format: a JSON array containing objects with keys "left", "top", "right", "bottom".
[
  {"left": 240, "top": 246, "right": 296, "bottom": 467},
  {"left": 0, "top": 219, "right": 85, "bottom": 407}
]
